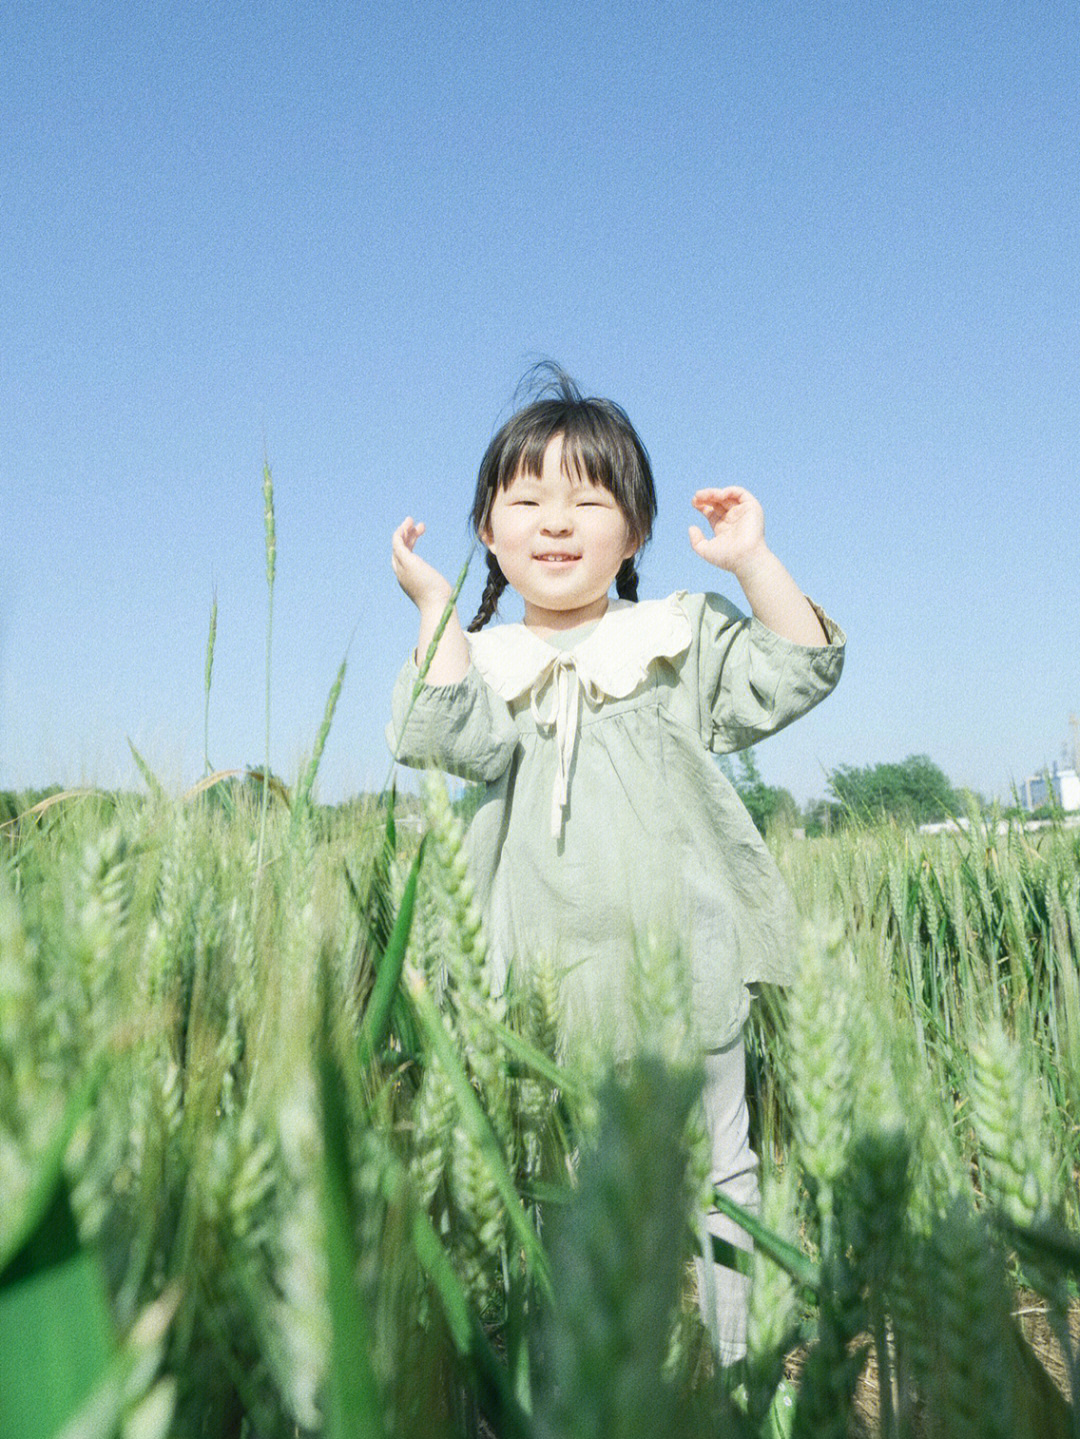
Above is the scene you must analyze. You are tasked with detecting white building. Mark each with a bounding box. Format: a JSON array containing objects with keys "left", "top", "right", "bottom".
[{"left": 1022, "top": 761, "right": 1080, "bottom": 812}]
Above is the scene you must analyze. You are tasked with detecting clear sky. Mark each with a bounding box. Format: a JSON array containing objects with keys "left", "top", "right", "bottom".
[{"left": 2, "top": 0, "right": 1077, "bottom": 806}]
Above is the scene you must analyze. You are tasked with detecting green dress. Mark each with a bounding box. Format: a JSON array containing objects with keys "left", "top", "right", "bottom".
[{"left": 389, "top": 590, "right": 845, "bottom": 1050}]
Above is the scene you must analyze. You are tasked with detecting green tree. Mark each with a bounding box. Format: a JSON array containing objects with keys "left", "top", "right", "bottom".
[
  {"left": 826, "top": 754, "right": 959, "bottom": 827},
  {"left": 802, "top": 797, "right": 841, "bottom": 837},
  {"left": 720, "top": 748, "right": 800, "bottom": 837}
]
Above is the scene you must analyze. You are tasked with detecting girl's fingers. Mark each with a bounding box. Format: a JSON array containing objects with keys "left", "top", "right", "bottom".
[
  {"left": 692, "top": 487, "right": 749, "bottom": 516},
  {"left": 394, "top": 517, "right": 426, "bottom": 551},
  {"left": 693, "top": 503, "right": 736, "bottom": 532}
]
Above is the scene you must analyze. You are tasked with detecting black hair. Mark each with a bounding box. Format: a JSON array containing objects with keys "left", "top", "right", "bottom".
[{"left": 467, "top": 363, "right": 657, "bottom": 631}]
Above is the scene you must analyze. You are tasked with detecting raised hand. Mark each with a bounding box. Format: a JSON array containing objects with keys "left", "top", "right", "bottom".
[
  {"left": 688, "top": 487, "right": 767, "bottom": 575},
  {"left": 391, "top": 517, "right": 471, "bottom": 682},
  {"left": 689, "top": 488, "right": 828, "bottom": 646},
  {"left": 392, "top": 517, "right": 453, "bottom": 609}
]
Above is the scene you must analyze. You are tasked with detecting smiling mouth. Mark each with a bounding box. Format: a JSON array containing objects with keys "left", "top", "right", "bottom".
[{"left": 534, "top": 553, "right": 581, "bottom": 562}]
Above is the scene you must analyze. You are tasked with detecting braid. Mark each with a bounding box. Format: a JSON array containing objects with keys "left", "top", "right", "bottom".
[
  {"left": 467, "top": 553, "right": 509, "bottom": 632},
  {"left": 615, "top": 558, "right": 639, "bottom": 602}
]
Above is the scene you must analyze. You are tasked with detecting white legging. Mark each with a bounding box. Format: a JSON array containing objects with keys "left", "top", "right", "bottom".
[{"left": 693, "top": 1034, "right": 760, "bottom": 1364}]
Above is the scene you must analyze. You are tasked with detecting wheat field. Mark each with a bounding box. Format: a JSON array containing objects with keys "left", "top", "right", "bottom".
[{"left": 2, "top": 774, "right": 1078, "bottom": 1439}]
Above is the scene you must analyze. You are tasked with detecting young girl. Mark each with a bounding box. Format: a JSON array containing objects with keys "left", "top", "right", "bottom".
[{"left": 388, "top": 367, "right": 844, "bottom": 1362}]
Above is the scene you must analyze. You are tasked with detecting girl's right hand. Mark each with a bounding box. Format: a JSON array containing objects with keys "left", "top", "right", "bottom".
[{"left": 392, "top": 518, "right": 453, "bottom": 609}]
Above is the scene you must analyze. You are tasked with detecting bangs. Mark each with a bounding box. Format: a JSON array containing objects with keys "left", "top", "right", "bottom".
[
  {"left": 474, "top": 375, "right": 657, "bottom": 546},
  {"left": 492, "top": 405, "right": 569, "bottom": 491}
]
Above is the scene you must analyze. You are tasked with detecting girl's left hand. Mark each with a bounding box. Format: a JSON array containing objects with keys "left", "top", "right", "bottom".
[{"left": 688, "top": 487, "right": 767, "bottom": 574}]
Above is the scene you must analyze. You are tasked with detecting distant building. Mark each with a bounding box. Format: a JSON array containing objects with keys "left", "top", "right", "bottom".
[{"left": 1022, "top": 761, "right": 1080, "bottom": 812}]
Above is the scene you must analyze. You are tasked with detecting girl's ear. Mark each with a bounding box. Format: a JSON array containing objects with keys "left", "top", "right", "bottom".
[{"left": 478, "top": 498, "right": 495, "bottom": 549}]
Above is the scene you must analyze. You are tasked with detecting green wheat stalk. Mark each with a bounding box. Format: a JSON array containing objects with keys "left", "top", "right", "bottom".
[
  {"left": 203, "top": 587, "right": 218, "bottom": 776},
  {"left": 127, "top": 738, "right": 166, "bottom": 803},
  {"left": 256, "top": 460, "right": 276, "bottom": 880},
  {"left": 406, "top": 967, "right": 552, "bottom": 1297},
  {"left": 293, "top": 655, "right": 347, "bottom": 822}
]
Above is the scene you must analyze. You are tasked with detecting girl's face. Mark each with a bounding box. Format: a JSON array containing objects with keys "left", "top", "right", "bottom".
[{"left": 482, "top": 434, "right": 638, "bottom": 634}]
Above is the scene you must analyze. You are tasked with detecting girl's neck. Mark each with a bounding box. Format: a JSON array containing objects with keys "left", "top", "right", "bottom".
[{"left": 522, "top": 594, "right": 610, "bottom": 639}]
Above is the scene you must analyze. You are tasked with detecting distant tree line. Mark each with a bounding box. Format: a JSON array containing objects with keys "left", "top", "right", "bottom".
[
  {"left": 720, "top": 751, "right": 974, "bottom": 838},
  {"left": 3, "top": 750, "right": 1017, "bottom": 843},
  {"left": 825, "top": 753, "right": 966, "bottom": 829}
]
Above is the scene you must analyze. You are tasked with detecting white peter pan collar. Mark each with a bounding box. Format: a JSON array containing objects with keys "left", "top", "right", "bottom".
[{"left": 467, "top": 594, "right": 693, "bottom": 838}]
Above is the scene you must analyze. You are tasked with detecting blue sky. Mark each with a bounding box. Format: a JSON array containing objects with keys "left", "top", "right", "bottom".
[{"left": 2, "top": 0, "right": 1077, "bottom": 806}]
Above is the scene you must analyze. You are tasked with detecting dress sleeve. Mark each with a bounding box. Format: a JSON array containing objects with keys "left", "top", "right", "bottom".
[
  {"left": 688, "top": 592, "right": 846, "bottom": 754},
  {"left": 386, "top": 658, "right": 519, "bottom": 782}
]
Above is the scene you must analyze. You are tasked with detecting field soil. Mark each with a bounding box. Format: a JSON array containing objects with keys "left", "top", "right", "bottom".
[{"left": 835, "top": 1294, "right": 1080, "bottom": 1435}]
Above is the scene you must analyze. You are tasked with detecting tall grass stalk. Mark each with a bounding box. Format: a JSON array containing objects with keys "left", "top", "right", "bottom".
[
  {"left": 293, "top": 655, "right": 348, "bottom": 823},
  {"left": 255, "top": 460, "right": 276, "bottom": 882},
  {"left": 203, "top": 588, "right": 217, "bottom": 777},
  {"left": 537, "top": 1055, "right": 700, "bottom": 1439}
]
